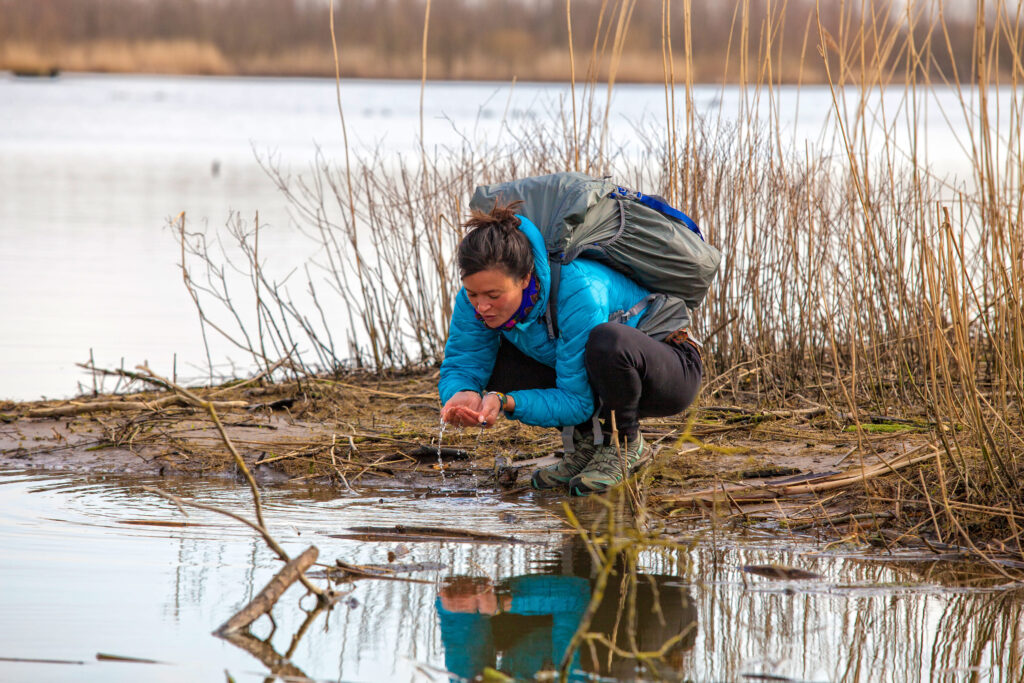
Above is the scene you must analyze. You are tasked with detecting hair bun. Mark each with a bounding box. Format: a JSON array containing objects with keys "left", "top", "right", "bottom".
[{"left": 464, "top": 199, "right": 523, "bottom": 232}]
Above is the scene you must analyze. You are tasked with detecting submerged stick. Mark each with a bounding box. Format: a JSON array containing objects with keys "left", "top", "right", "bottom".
[{"left": 215, "top": 546, "right": 319, "bottom": 636}]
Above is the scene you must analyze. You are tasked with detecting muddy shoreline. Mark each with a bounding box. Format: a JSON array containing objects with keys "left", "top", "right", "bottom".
[{"left": 0, "top": 371, "right": 936, "bottom": 532}]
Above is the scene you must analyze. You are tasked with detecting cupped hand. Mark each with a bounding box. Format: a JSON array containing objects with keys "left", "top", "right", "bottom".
[
  {"left": 441, "top": 390, "right": 483, "bottom": 427},
  {"left": 439, "top": 577, "right": 497, "bottom": 614}
]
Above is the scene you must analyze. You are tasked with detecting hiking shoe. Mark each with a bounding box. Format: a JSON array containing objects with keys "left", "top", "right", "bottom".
[
  {"left": 531, "top": 430, "right": 597, "bottom": 489},
  {"left": 569, "top": 433, "right": 648, "bottom": 496}
]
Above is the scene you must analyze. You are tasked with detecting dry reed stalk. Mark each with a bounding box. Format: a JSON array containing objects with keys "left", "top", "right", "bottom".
[
  {"left": 567, "top": 0, "right": 580, "bottom": 171},
  {"left": 420, "top": 0, "right": 431, "bottom": 157}
]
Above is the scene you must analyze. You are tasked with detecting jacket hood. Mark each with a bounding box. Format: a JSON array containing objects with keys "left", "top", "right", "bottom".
[{"left": 514, "top": 214, "right": 551, "bottom": 328}]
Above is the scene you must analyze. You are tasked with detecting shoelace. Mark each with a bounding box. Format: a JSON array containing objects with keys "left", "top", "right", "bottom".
[
  {"left": 564, "top": 447, "right": 595, "bottom": 474},
  {"left": 589, "top": 440, "right": 644, "bottom": 475},
  {"left": 586, "top": 446, "right": 628, "bottom": 476}
]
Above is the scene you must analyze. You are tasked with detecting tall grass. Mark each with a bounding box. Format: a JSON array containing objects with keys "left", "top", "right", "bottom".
[{"left": 180, "top": 0, "right": 1023, "bottom": 549}]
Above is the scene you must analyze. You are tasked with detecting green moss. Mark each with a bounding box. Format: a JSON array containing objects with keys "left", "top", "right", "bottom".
[
  {"left": 699, "top": 444, "right": 752, "bottom": 455},
  {"left": 843, "top": 423, "right": 916, "bottom": 433}
]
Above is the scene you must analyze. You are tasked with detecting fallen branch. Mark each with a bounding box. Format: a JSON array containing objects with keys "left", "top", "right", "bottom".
[
  {"left": 215, "top": 546, "right": 319, "bottom": 635},
  {"left": 788, "top": 511, "right": 895, "bottom": 532},
  {"left": 663, "top": 445, "right": 938, "bottom": 509},
  {"left": 76, "top": 363, "right": 172, "bottom": 391},
  {"left": 27, "top": 396, "right": 247, "bottom": 418},
  {"left": 328, "top": 524, "right": 522, "bottom": 544},
  {"left": 314, "top": 378, "right": 436, "bottom": 400}
]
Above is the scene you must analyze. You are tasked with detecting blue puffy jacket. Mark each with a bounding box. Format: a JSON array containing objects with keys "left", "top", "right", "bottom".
[{"left": 438, "top": 215, "right": 652, "bottom": 428}]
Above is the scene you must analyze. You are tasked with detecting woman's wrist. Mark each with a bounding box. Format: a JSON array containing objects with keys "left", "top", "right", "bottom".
[
  {"left": 484, "top": 391, "right": 507, "bottom": 412},
  {"left": 483, "top": 391, "right": 515, "bottom": 414}
]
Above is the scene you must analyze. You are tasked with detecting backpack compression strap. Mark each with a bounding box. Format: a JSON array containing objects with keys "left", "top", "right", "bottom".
[{"left": 610, "top": 187, "right": 705, "bottom": 242}]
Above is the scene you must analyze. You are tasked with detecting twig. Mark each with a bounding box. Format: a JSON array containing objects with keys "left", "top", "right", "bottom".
[{"left": 215, "top": 546, "right": 319, "bottom": 635}]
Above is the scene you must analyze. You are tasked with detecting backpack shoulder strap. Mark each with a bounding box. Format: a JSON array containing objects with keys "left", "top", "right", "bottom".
[{"left": 543, "top": 257, "right": 562, "bottom": 340}]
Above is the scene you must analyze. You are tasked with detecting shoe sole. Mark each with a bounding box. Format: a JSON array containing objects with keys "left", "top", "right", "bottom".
[
  {"left": 531, "top": 452, "right": 597, "bottom": 491},
  {"left": 531, "top": 472, "right": 573, "bottom": 490}
]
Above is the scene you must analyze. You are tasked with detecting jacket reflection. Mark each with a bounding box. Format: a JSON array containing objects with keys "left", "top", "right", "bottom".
[{"left": 435, "top": 535, "right": 697, "bottom": 680}]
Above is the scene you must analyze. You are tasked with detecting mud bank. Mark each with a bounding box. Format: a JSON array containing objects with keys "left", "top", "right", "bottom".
[{"left": 0, "top": 372, "right": 938, "bottom": 536}]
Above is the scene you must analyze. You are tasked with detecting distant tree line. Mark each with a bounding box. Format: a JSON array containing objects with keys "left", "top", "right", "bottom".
[{"left": 0, "top": 0, "right": 1009, "bottom": 83}]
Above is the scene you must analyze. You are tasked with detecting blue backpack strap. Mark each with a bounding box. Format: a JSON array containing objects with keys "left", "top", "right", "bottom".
[{"left": 611, "top": 186, "right": 705, "bottom": 241}]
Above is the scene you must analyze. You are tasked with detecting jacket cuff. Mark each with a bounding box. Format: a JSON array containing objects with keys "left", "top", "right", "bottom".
[{"left": 506, "top": 392, "right": 523, "bottom": 419}]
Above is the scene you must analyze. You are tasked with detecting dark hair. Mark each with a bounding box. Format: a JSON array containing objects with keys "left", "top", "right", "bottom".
[{"left": 457, "top": 199, "right": 534, "bottom": 279}]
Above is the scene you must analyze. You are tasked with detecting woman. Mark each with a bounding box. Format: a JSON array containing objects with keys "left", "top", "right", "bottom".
[{"left": 439, "top": 201, "right": 702, "bottom": 495}]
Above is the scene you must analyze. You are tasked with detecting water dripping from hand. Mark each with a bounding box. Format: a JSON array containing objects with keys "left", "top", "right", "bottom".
[{"left": 436, "top": 418, "right": 448, "bottom": 485}]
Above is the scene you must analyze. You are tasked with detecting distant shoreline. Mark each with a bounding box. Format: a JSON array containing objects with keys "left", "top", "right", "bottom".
[
  {"left": 1, "top": 66, "right": 824, "bottom": 87},
  {"left": 0, "top": 39, "right": 829, "bottom": 86},
  {"left": 2, "top": 67, "right": 819, "bottom": 88}
]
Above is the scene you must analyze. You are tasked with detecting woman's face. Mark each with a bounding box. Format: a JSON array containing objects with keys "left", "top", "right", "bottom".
[{"left": 463, "top": 268, "right": 530, "bottom": 328}]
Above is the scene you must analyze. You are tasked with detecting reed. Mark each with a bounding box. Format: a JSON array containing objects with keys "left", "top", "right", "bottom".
[{"left": 177, "top": 0, "right": 1023, "bottom": 551}]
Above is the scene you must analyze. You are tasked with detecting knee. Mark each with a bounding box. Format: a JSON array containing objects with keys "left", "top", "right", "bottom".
[{"left": 585, "top": 323, "right": 630, "bottom": 366}]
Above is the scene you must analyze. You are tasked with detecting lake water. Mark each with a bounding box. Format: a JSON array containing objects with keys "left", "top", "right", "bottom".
[
  {"left": 0, "top": 469, "right": 1020, "bottom": 682},
  {"left": 0, "top": 72, "right": 1006, "bottom": 401}
]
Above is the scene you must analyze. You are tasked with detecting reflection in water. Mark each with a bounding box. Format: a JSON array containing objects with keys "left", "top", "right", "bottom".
[
  {"left": 1, "top": 470, "right": 1023, "bottom": 682},
  {"left": 437, "top": 534, "right": 697, "bottom": 681},
  {"left": 218, "top": 598, "right": 330, "bottom": 683}
]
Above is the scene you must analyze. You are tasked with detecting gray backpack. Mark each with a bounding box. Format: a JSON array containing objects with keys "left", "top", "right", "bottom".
[{"left": 469, "top": 172, "right": 723, "bottom": 342}]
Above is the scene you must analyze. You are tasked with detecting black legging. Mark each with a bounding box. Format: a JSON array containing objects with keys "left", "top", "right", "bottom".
[{"left": 485, "top": 322, "right": 702, "bottom": 439}]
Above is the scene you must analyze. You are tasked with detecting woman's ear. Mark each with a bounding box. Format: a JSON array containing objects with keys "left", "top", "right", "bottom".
[{"left": 517, "top": 274, "right": 531, "bottom": 290}]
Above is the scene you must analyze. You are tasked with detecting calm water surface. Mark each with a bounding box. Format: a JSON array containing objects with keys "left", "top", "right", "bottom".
[
  {"left": 0, "top": 73, "right": 1000, "bottom": 401},
  {"left": 0, "top": 468, "right": 1020, "bottom": 682}
]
